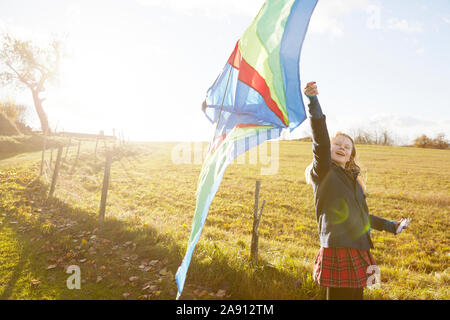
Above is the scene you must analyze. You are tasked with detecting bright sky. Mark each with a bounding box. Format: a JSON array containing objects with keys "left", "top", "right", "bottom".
[{"left": 0, "top": 0, "right": 449, "bottom": 144}]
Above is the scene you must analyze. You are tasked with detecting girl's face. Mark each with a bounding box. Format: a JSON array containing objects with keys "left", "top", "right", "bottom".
[{"left": 331, "top": 135, "right": 353, "bottom": 167}]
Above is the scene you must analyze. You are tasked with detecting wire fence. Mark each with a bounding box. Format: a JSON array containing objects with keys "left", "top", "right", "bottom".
[{"left": 39, "top": 134, "right": 144, "bottom": 225}]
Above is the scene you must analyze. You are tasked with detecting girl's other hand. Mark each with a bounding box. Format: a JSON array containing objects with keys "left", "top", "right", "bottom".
[
  {"left": 304, "top": 81, "right": 319, "bottom": 97},
  {"left": 394, "top": 218, "right": 409, "bottom": 233}
]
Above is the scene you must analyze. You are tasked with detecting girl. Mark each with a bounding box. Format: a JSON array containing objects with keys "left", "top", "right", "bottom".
[{"left": 303, "top": 81, "right": 406, "bottom": 300}]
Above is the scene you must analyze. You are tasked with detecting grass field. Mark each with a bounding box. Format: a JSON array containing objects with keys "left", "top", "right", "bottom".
[{"left": 0, "top": 139, "right": 449, "bottom": 300}]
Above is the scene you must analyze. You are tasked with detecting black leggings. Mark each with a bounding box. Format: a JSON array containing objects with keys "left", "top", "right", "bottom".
[{"left": 326, "top": 287, "right": 364, "bottom": 300}]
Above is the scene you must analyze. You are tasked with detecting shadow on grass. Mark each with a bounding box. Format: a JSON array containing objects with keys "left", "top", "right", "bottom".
[
  {"left": 0, "top": 172, "right": 323, "bottom": 300},
  {"left": 0, "top": 235, "right": 27, "bottom": 300},
  {"left": 0, "top": 214, "right": 29, "bottom": 300}
]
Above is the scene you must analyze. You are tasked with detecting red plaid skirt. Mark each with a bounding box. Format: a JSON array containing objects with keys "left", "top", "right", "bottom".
[{"left": 313, "top": 247, "right": 377, "bottom": 288}]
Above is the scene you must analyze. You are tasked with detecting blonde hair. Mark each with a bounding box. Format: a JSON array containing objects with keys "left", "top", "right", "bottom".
[{"left": 305, "top": 132, "right": 366, "bottom": 192}]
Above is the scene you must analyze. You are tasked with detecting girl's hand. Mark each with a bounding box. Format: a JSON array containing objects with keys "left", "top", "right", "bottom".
[
  {"left": 304, "top": 81, "right": 319, "bottom": 97},
  {"left": 394, "top": 218, "right": 409, "bottom": 233}
]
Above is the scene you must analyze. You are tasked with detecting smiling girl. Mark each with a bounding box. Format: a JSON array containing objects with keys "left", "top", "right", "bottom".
[{"left": 303, "top": 81, "right": 406, "bottom": 300}]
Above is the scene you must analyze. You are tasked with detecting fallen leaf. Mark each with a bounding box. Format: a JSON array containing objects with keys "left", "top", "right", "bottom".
[
  {"left": 129, "top": 276, "right": 139, "bottom": 282},
  {"left": 143, "top": 284, "right": 159, "bottom": 292},
  {"left": 216, "top": 289, "right": 226, "bottom": 298},
  {"left": 150, "top": 285, "right": 159, "bottom": 292},
  {"left": 149, "top": 260, "right": 159, "bottom": 266},
  {"left": 31, "top": 279, "right": 40, "bottom": 285},
  {"left": 142, "top": 285, "right": 151, "bottom": 291},
  {"left": 194, "top": 289, "right": 207, "bottom": 297},
  {"left": 159, "top": 268, "right": 168, "bottom": 276},
  {"left": 123, "top": 292, "right": 131, "bottom": 299},
  {"left": 47, "top": 264, "right": 57, "bottom": 270}
]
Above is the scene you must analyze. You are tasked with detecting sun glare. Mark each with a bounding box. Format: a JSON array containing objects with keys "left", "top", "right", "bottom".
[{"left": 52, "top": 30, "right": 162, "bottom": 137}]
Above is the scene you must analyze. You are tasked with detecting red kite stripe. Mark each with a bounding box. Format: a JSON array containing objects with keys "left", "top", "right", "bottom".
[{"left": 227, "top": 43, "right": 287, "bottom": 126}]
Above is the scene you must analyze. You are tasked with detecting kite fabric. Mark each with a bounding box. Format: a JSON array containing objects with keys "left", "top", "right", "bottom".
[{"left": 175, "top": 0, "right": 318, "bottom": 299}]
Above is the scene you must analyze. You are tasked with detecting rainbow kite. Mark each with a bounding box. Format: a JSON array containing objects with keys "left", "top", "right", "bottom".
[{"left": 175, "top": 0, "right": 318, "bottom": 299}]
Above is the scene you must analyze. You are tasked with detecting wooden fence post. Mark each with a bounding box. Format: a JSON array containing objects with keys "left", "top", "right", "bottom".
[
  {"left": 49, "top": 148, "right": 54, "bottom": 168},
  {"left": 63, "top": 138, "right": 71, "bottom": 162},
  {"left": 39, "top": 129, "right": 48, "bottom": 176},
  {"left": 48, "top": 146, "right": 63, "bottom": 200},
  {"left": 71, "top": 140, "right": 81, "bottom": 173},
  {"left": 94, "top": 137, "right": 99, "bottom": 157},
  {"left": 251, "top": 180, "right": 265, "bottom": 261},
  {"left": 99, "top": 151, "right": 112, "bottom": 225}
]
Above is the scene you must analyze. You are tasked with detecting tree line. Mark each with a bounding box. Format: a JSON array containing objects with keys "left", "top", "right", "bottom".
[
  {"left": 413, "top": 133, "right": 449, "bottom": 149},
  {"left": 293, "top": 128, "right": 449, "bottom": 150}
]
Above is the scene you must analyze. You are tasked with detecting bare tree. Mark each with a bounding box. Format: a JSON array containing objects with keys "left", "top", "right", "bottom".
[
  {"left": 381, "top": 129, "right": 394, "bottom": 146},
  {"left": 0, "top": 33, "right": 63, "bottom": 134},
  {"left": 352, "top": 128, "right": 372, "bottom": 145},
  {"left": 350, "top": 126, "right": 395, "bottom": 146}
]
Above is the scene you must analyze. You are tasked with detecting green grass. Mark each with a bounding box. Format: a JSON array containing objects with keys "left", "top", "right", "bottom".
[{"left": 0, "top": 140, "right": 449, "bottom": 300}]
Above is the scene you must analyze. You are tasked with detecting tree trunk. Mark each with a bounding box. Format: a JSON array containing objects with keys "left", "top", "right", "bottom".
[{"left": 31, "top": 89, "right": 50, "bottom": 134}]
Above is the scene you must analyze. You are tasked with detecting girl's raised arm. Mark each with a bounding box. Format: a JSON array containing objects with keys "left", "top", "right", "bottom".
[{"left": 304, "top": 82, "right": 331, "bottom": 182}]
